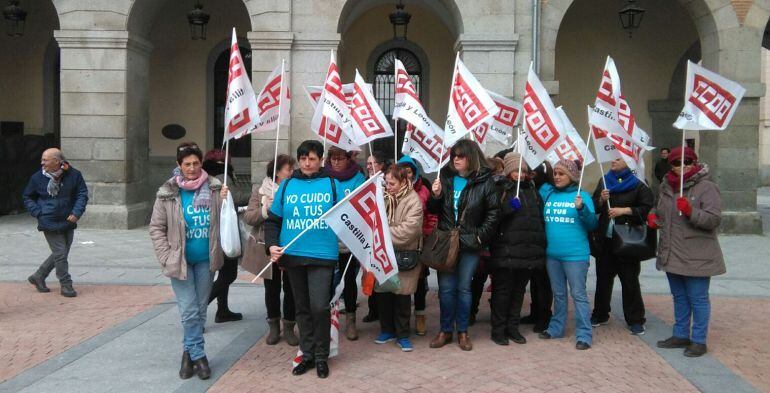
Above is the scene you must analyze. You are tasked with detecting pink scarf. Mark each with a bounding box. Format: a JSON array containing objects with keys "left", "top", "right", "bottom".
[{"left": 176, "top": 169, "right": 211, "bottom": 209}]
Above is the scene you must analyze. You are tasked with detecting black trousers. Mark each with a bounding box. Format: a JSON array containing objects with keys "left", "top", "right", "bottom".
[
  {"left": 337, "top": 253, "right": 359, "bottom": 314},
  {"left": 208, "top": 256, "right": 238, "bottom": 310},
  {"left": 413, "top": 266, "right": 429, "bottom": 313},
  {"left": 286, "top": 263, "right": 334, "bottom": 361},
  {"left": 490, "top": 268, "right": 531, "bottom": 338},
  {"left": 592, "top": 249, "right": 646, "bottom": 326},
  {"left": 264, "top": 263, "right": 295, "bottom": 320},
  {"left": 378, "top": 292, "right": 412, "bottom": 338},
  {"left": 470, "top": 259, "right": 490, "bottom": 317},
  {"left": 527, "top": 267, "right": 553, "bottom": 327}
]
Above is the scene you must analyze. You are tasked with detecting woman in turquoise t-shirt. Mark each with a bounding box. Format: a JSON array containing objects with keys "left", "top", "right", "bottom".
[{"left": 538, "top": 159, "right": 597, "bottom": 350}]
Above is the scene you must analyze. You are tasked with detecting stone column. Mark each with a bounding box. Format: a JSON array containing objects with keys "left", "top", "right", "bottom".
[
  {"left": 454, "top": 34, "right": 518, "bottom": 153},
  {"left": 55, "top": 30, "right": 152, "bottom": 229},
  {"left": 248, "top": 31, "right": 294, "bottom": 183}
]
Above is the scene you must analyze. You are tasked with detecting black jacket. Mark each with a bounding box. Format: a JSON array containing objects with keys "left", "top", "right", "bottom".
[
  {"left": 654, "top": 159, "right": 671, "bottom": 183},
  {"left": 23, "top": 165, "right": 88, "bottom": 232},
  {"left": 489, "top": 177, "right": 546, "bottom": 270},
  {"left": 427, "top": 167, "right": 500, "bottom": 251},
  {"left": 591, "top": 178, "right": 654, "bottom": 254}
]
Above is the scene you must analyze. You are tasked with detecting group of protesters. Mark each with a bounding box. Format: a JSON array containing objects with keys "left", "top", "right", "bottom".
[{"left": 21, "top": 139, "right": 724, "bottom": 381}]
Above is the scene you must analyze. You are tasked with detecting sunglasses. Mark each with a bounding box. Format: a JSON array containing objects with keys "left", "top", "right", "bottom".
[{"left": 671, "top": 159, "right": 694, "bottom": 167}]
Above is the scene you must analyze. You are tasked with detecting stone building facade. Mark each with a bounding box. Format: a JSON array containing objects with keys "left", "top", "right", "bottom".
[{"left": 0, "top": 0, "right": 768, "bottom": 233}]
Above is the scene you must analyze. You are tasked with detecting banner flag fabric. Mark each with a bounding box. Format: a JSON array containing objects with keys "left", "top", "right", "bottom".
[
  {"left": 673, "top": 60, "right": 746, "bottom": 131},
  {"left": 348, "top": 70, "right": 394, "bottom": 144},
  {"left": 547, "top": 107, "right": 595, "bottom": 167},
  {"left": 254, "top": 63, "right": 290, "bottom": 133},
  {"left": 322, "top": 173, "right": 398, "bottom": 284},
  {"left": 223, "top": 28, "right": 261, "bottom": 142},
  {"left": 402, "top": 122, "right": 451, "bottom": 174},
  {"left": 478, "top": 90, "right": 523, "bottom": 145},
  {"left": 521, "top": 63, "right": 566, "bottom": 169},
  {"left": 444, "top": 56, "right": 499, "bottom": 147},
  {"left": 393, "top": 59, "right": 438, "bottom": 139}
]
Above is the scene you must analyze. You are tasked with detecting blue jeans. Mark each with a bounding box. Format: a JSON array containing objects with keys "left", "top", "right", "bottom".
[
  {"left": 546, "top": 258, "right": 592, "bottom": 345},
  {"left": 437, "top": 252, "right": 480, "bottom": 333},
  {"left": 170, "top": 262, "right": 213, "bottom": 361},
  {"left": 666, "top": 273, "right": 711, "bottom": 344}
]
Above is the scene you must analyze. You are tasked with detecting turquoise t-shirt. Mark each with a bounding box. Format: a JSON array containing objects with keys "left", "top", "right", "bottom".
[
  {"left": 453, "top": 175, "right": 468, "bottom": 220},
  {"left": 180, "top": 189, "right": 210, "bottom": 264},
  {"left": 338, "top": 171, "right": 366, "bottom": 197},
  {"left": 270, "top": 177, "right": 342, "bottom": 261},
  {"left": 539, "top": 183, "right": 598, "bottom": 262}
]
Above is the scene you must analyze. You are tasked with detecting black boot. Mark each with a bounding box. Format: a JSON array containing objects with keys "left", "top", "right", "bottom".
[
  {"left": 193, "top": 356, "right": 211, "bottom": 380},
  {"left": 28, "top": 275, "right": 50, "bottom": 293},
  {"left": 60, "top": 283, "right": 77, "bottom": 298},
  {"left": 179, "top": 351, "right": 194, "bottom": 379},
  {"left": 215, "top": 309, "right": 243, "bottom": 323},
  {"left": 292, "top": 358, "right": 315, "bottom": 376},
  {"left": 507, "top": 329, "right": 527, "bottom": 344},
  {"left": 316, "top": 360, "right": 329, "bottom": 378}
]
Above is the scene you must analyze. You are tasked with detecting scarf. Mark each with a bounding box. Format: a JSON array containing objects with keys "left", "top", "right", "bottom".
[
  {"left": 176, "top": 169, "right": 211, "bottom": 209},
  {"left": 385, "top": 182, "right": 412, "bottom": 223},
  {"left": 42, "top": 166, "right": 64, "bottom": 197},
  {"left": 666, "top": 163, "right": 707, "bottom": 191},
  {"left": 603, "top": 168, "right": 639, "bottom": 194},
  {"left": 324, "top": 161, "right": 361, "bottom": 182}
]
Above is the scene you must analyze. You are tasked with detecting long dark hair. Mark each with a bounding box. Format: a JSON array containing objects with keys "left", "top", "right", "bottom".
[{"left": 450, "top": 139, "right": 487, "bottom": 175}]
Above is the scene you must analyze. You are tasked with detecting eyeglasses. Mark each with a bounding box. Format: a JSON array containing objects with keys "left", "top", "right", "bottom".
[
  {"left": 330, "top": 156, "right": 348, "bottom": 162},
  {"left": 670, "top": 159, "right": 694, "bottom": 167}
]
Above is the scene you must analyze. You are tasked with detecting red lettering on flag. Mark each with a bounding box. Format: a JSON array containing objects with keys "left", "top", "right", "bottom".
[
  {"left": 495, "top": 102, "right": 519, "bottom": 127},
  {"left": 596, "top": 70, "right": 616, "bottom": 107},
  {"left": 227, "top": 44, "right": 244, "bottom": 85},
  {"left": 396, "top": 69, "right": 420, "bottom": 101},
  {"left": 350, "top": 184, "right": 395, "bottom": 275},
  {"left": 406, "top": 124, "right": 449, "bottom": 163},
  {"left": 523, "top": 83, "right": 560, "bottom": 151},
  {"left": 324, "top": 63, "right": 347, "bottom": 103},
  {"left": 228, "top": 108, "right": 251, "bottom": 135},
  {"left": 349, "top": 84, "right": 386, "bottom": 137},
  {"left": 554, "top": 137, "right": 584, "bottom": 163},
  {"left": 257, "top": 75, "right": 282, "bottom": 113},
  {"left": 689, "top": 74, "right": 736, "bottom": 128},
  {"left": 452, "top": 73, "right": 489, "bottom": 129}
]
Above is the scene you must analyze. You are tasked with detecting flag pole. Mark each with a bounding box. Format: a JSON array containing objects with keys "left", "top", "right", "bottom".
[
  {"left": 576, "top": 129, "right": 592, "bottom": 196},
  {"left": 394, "top": 57, "right": 399, "bottom": 163},
  {"left": 438, "top": 52, "right": 461, "bottom": 181},
  {"left": 223, "top": 138, "right": 230, "bottom": 188},
  {"left": 515, "top": 128, "right": 523, "bottom": 199},
  {"left": 271, "top": 59, "right": 286, "bottom": 194}
]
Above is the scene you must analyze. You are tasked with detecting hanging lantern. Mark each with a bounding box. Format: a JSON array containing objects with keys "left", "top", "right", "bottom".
[
  {"left": 618, "top": 0, "right": 645, "bottom": 38},
  {"left": 3, "top": 0, "right": 26, "bottom": 37},
  {"left": 389, "top": 0, "right": 411, "bottom": 40},
  {"left": 187, "top": 0, "right": 210, "bottom": 40}
]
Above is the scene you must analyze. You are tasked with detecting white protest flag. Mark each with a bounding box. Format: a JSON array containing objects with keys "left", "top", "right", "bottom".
[
  {"left": 481, "top": 90, "right": 523, "bottom": 145},
  {"left": 308, "top": 62, "right": 361, "bottom": 151},
  {"left": 673, "top": 61, "right": 746, "bottom": 130},
  {"left": 322, "top": 173, "right": 398, "bottom": 284},
  {"left": 254, "top": 63, "right": 290, "bottom": 133},
  {"left": 521, "top": 63, "right": 566, "bottom": 169},
  {"left": 547, "top": 107, "right": 595, "bottom": 167},
  {"left": 402, "top": 122, "right": 451, "bottom": 174},
  {"left": 223, "top": 28, "right": 261, "bottom": 142},
  {"left": 393, "top": 59, "right": 435, "bottom": 136},
  {"left": 471, "top": 122, "right": 490, "bottom": 147},
  {"left": 444, "top": 55, "right": 499, "bottom": 147},
  {"left": 310, "top": 102, "right": 361, "bottom": 151},
  {"left": 348, "top": 70, "right": 394, "bottom": 144}
]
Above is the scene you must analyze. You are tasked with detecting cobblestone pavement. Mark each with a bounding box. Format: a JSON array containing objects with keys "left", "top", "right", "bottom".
[{"left": 0, "top": 283, "right": 171, "bottom": 383}]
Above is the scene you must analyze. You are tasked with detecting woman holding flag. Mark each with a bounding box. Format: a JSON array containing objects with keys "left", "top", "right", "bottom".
[
  {"left": 265, "top": 140, "right": 343, "bottom": 378},
  {"left": 374, "top": 165, "right": 424, "bottom": 352},
  {"left": 649, "top": 146, "right": 724, "bottom": 358},
  {"left": 590, "top": 158, "right": 654, "bottom": 335},
  {"left": 428, "top": 139, "right": 500, "bottom": 351},
  {"left": 324, "top": 146, "right": 367, "bottom": 341},
  {"left": 538, "top": 159, "right": 597, "bottom": 350}
]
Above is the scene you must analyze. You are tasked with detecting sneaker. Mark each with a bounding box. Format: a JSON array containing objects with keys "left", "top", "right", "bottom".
[
  {"left": 397, "top": 338, "right": 413, "bottom": 352},
  {"left": 629, "top": 324, "right": 645, "bottom": 335},
  {"left": 591, "top": 316, "right": 609, "bottom": 327},
  {"left": 374, "top": 332, "right": 397, "bottom": 344}
]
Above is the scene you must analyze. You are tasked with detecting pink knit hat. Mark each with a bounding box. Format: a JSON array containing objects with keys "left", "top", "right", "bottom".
[{"left": 554, "top": 159, "right": 581, "bottom": 183}]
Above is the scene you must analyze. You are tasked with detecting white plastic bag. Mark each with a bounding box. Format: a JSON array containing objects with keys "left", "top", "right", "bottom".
[{"left": 220, "top": 192, "right": 242, "bottom": 258}]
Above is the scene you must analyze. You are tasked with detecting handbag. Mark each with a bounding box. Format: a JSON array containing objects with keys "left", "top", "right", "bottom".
[
  {"left": 419, "top": 207, "right": 465, "bottom": 272},
  {"left": 395, "top": 250, "right": 421, "bottom": 271},
  {"left": 611, "top": 217, "right": 657, "bottom": 260}
]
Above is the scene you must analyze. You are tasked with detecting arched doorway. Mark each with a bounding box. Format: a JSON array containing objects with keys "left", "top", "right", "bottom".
[
  {"left": 211, "top": 41, "right": 252, "bottom": 167},
  {"left": 339, "top": 2, "right": 456, "bottom": 161},
  {"left": 0, "top": 0, "right": 60, "bottom": 215},
  {"left": 553, "top": 0, "right": 699, "bottom": 188}
]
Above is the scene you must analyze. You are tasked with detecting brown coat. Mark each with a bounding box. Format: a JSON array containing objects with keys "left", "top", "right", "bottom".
[
  {"left": 653, "top": 166, "right": 725, "bottom": 277},
  {"left": 149, "top": 177, "right": 225, "bottom": 280},
  {"left": 241, "top": 181, "right": 273, "bottom": 278},
  {"left": 387, "top": 189, "right": 424, "bottom": 295}
]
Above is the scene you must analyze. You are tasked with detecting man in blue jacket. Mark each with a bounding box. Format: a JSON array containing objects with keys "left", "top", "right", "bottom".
[{"left": 23, "top": 148, "right": 88, "bottom": 297}]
